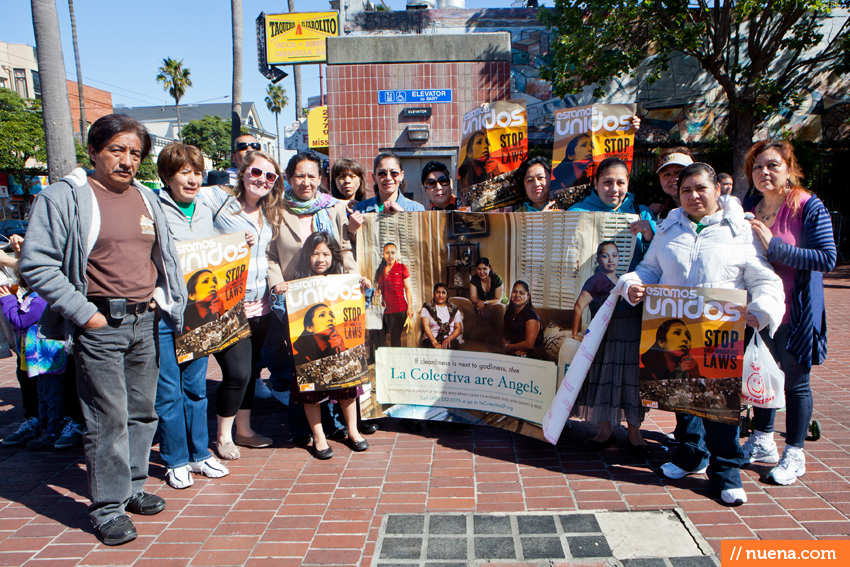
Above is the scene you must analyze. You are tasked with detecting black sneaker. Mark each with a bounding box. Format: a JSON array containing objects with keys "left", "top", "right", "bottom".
[
  {"left": 96, "top": 515, "right": 137, "bottom": 546},
  {"left": 124, "top": 492, "right": 166, "bottom": 515}
]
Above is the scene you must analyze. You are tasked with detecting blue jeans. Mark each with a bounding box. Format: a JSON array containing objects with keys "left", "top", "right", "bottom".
[
  {"left": 155, "top": 320, "right": 211, "bottom": 469},
  {"left": 703, "top": 419, "right": 745, "bottom": 491},
  {"left": 74, "top": 309, "right": 159, "bottom": 526},
  {"left": 37, "top": 373, "right": 65, "bottom": 436},
  {"left": 752, "top": 324, "right": 813, "bottom": 448},
  {"left": 263, "top": 296, "right": 344, "bottom": 437},
  {"left": 671, "top": 412, "right": 710, "bottom": 472}
]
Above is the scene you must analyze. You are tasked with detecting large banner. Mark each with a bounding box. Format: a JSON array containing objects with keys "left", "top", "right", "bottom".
[
  {"left": 638, "top": 285, "right": 746, "bottom": 424},
  {"left": 286, "top": 274, "right": 369, "bottom": 393},
  {"left": 175, "top": 233, "right": 251, "bottom": 363},
  {"left": 458, "top": 100, "right": 528, "bottom": 191},
  {"left": 357, "top": 210, "right": 637, "bottom": 440},
  {"left": 552, "top": 103, "right": 637, "bottom": 193}
]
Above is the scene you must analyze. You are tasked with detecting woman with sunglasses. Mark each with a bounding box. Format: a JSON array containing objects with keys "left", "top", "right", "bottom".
[
  {"left": 421, "top": 161, "right": 457, "bottom": 211},
  {"left": 354, "top": 151, "right": 425, "bottom": 213},
  {"left": 199, "top": 150, "right": 285, "bottom": 460}
]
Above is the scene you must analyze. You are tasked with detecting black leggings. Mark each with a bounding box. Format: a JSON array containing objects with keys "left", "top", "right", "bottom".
[
  {"left": 214, "top": 313, "right": 271, "bottom": 417},
  {"left": 383, "top": 312, "right": 406, "bottom": 347}
]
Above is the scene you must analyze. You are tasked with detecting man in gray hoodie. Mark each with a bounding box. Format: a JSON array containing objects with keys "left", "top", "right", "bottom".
[{"left": 20, "top": 114, "right": 187, "bottom": 546}]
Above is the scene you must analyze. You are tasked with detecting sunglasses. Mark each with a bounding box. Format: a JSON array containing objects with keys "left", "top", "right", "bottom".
[
  {"left": 247, "top": 167, "right": 278, "bottom": 184},
  {"left": 424, "top": 176, "right": 450, "bottom": 189},
  {"left": 376, "top": 169, "right": 401, "bottom": 179},
  {"left": 235, "top": 142, "right": 261, "bottom": 152}
]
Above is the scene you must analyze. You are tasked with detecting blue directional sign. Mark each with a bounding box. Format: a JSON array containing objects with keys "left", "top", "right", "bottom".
[{"left": 378, "top": 89, "right": 453, "bottom": 105}]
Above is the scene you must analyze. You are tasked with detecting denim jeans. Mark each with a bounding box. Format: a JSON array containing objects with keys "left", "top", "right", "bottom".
[
  {"left": 155, "top": 320, "right": 211, "bottom": 469},
  {"left": 36, "top": 373, "right": 65, "bottom": 435},
  {"left": 263, "top": 299, "right": 344, "bottom": 437},
  {"left": 74, "top": 309, "right": 158, "bottom": 526},
  {"left": 703, "top": 419, "right": 745, "bottom": 491},
  {"left": 671, "top": 412, "right": 710, "bottom": 472},
  {"left": 752, "top": 324, "right": 813, "bottom": 448}
]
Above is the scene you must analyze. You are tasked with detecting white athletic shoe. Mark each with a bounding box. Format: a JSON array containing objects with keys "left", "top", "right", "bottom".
[
  {"left": 767, "top": 447, "right": 806, "bottom": 485},
  {"left": 721, "top": 487, "right": 747, "bottom": 506},
  {"left": 741, "top": 431, "right": 779, "bottom": 464},
  {"left": 166, "top": 465, "right": 194, "bottom": 489},
  {"left": 189, "top": 456, "right": 229, "bottom": 478},
  {"left": 661, "top": 462, "right": 708, "bottom": 479},
  {"left": 254, "top": 378, "right": 272, "bottom": 400}
]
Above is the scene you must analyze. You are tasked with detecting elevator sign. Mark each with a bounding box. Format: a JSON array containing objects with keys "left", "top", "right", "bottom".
[{"left": 378, "top": 89, "right": 453, "bottom": 105}]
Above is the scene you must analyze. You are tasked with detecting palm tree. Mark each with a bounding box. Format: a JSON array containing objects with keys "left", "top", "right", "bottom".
[
  {"left": 156, "top": 57, "right": 193, "bottom": 141},
  {"left": 231, "top": 0, "right": 243, "bottom": 148},
  {"left": 265, "top": 83, "right": 289, "bottom": 162},
  {"left": 68, "top": 0, "right": 87, "bottom": 144},
  {"left": 31, "top": 0, "right": 76, "bottom": 182}
]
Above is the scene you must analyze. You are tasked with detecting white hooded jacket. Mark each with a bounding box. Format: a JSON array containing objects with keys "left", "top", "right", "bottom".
[{"left": 620, "top": 197, "right": 785, "bottom": 334}]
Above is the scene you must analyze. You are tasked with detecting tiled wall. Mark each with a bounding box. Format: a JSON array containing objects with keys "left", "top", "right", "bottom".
[{"left": 327, "top": 61, "right": 510, "bottom": 193}]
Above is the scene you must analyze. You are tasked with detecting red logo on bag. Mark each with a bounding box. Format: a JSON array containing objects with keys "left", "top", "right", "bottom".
[{"left": 746, "top": 363, "right": 764, "bottom": 396}]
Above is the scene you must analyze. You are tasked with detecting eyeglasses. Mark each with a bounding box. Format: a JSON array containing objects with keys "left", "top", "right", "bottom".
[
  {"left": 235, "top": 142, "right": 261, "bottom": 152},
  {"left": 376, "top": 169, "right": 401, "bottom": 179},
  {"left": 424, "top": 176, "right": 451, "bottom": 190},
  {"left": 247, "top": 167, "right": 278, "bottom": 184}
]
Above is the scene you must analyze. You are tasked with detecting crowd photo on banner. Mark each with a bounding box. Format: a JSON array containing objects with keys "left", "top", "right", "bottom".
[{"left": 1, "top": 90, "right": 837, "bottom": 546}]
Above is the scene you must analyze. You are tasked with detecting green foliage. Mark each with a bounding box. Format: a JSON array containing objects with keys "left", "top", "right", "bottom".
[
  {"left": 182, "top": 115, "right": 248, "bottom": 170},
  {"left": 265, "top": 83, "right": 288, "bottom": 116},
  {"left": 539, "top": 1, "right": 850, "bottom": 131},
  {"left": 0, "top": 89, "right": 47, "bottom": 174},
  {"left": 136, "top": 154, "right": 158, "bottom": 182},
  {"left": 156, "top": 57, "right": 192, "bottom": 106}
]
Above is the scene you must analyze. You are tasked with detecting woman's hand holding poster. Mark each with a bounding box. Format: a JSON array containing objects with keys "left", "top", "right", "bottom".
[
  {"left": 285, "top": 274, "right": 369, "bottom": 392},
  {"left": 638, "top": 285, "right": 746, "bottom": 424},
  {"left": 175, "top": 233, "right": 252, "bottom": 363}
]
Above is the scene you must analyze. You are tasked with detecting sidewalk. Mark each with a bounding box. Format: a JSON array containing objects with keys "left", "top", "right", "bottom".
[{"left": 1, "top": 267, "right": 849, "bottom": 566}]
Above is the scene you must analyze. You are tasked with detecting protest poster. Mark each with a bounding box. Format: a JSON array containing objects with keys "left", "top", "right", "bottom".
[
  {"left": 286, "top": 274, "right": 369, "bottom": 392},
  {"left": 356, "top": 210, "right": 637, "bottom": 440},
  {"left": 638, "top": 285, "right": 747, "bottom": 424},
  {"left": 458, "top": 100, "right": 528, "bottom": 191},
  {"left": 551, "top": 103, "right": 637, "bottom": 195},
  {"left": 175, "top": 233, "right": 251, "bottom": 363}
]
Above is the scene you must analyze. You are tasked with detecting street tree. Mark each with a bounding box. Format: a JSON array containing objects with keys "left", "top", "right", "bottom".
[
  {"left": 0, "top": 89, "right": 47, "bottom": 197},
  {"left": 68, "top": 0, "right": 87, "bottom": 143},
  {"left": 156, "top": 57, "right": 193, "bottom": 141},
  {"left": 231, "top": 0, "right": 243, "bottom": 148},
  {"left": 265, "top": 83, "right": 289, "bottom": 162},
  {"left": 182, "top": 115, "right": 248, "bottom": 170},
  {"left": 31, "top": 0, "right": 77, "bottom": 182},
  {"left": 539, "top": 1, "right": 850, "bottom": 193}
]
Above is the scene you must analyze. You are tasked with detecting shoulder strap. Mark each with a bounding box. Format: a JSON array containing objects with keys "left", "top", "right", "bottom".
[{"left": 213, "top": 193, "right": 234, "bottom": 223}]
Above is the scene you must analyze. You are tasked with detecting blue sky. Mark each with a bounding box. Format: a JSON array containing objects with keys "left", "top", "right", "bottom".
[{"left": 4, "top": 0, "right": 518, "bottom": 134}]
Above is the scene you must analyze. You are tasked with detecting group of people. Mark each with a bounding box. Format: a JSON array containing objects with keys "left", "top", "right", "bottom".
[{"left": 1, "top": 110, "right": 836, "bottom": 547}]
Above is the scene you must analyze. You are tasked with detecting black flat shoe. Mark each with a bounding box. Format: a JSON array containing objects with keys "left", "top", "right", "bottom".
[
  {"left": 313, "top": 445, "right": 334, "bottom": 460},
  {"left": 584, "top": 436, "right": 616, "bottom": 451},
  {"left": 328, "top": 427, "right": 348, "bottom": 441},
  {"left": 348, "top": 438, "right": 369, "bottom": 452},
  {"left": 96, "top": 515, "right": 137, "bottom": 546},
  {"left": 359, "top": 421, "right": 379, "bottom": 435},
  {"left": 628, "top": 441, "right": 651, "bottom": 457},
  {"left": 124, "top": 492, "right": 166, "bottom": 515}
]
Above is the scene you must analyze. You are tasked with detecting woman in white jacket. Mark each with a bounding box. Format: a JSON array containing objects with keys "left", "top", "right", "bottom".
[{"left": 621, "top": 162, "right": 784, "bottom": 507}]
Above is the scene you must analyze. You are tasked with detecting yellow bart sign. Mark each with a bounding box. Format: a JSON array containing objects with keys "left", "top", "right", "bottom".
[{"left": 265, "top": 11, "right": 339, "bottom": 64}]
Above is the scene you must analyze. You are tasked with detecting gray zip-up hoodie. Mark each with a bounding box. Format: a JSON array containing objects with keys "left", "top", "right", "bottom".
[{"left": 20, "top": 168, "right": 187, "bottom": 339}]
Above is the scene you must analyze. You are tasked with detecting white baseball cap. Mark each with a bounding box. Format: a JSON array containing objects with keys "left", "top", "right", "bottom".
[{"left": 656, "top": 152, "right": 694, "bottom": 174}]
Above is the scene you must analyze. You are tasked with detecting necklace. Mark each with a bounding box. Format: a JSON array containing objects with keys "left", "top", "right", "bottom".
[{"left": 756, "top": 196, "right": 785, "bottom": 224}]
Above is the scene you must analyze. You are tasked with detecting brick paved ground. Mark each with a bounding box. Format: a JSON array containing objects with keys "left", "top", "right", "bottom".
[{"left": 1, "top": 267, "right": 848, "bottom": 566}]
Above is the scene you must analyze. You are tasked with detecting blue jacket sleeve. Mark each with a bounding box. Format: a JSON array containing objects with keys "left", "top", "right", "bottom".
[{"left": 767, "top": 197, "right": 837, "bottom": 274}]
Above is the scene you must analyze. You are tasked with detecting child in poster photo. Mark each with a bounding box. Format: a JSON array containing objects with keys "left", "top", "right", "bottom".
[
  {"left": 374, "top": 243, "right": 414, "bottom": 348},
  {"left": 572, "top": 241, "right": 619, "bottom": 339}
]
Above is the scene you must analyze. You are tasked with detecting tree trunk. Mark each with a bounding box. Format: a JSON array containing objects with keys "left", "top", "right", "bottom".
[
  {"left": 275, "top": 115, "right": 280, "bottom": 163},
  {"left": 726, "top": 107, "right": 755, "bottom": 201},
  {"left": 68, "top": 0, "right": 87, "bottom": 145},
  {"left": 31, "top": 0, "right": 77, "bottom": 183},
  {"left": 231, "top": 0, "right": 243, "bottom": 150},
  {"left": 288, "top": 0, "right": 302, "bottom": 119},
  {"left": 176, "top": 104, "right": 182, "bottom": 141}
]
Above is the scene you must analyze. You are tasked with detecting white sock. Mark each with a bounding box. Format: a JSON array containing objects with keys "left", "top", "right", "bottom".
[{"left": 753, "top": 430, "right": 773, "bottom": 442}]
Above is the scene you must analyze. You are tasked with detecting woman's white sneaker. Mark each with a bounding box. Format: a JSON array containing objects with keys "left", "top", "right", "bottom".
[
  {"left": 767, "top": 447, "right": 805, "bottom": 485},
  {"left": 661, "top": 462, "right": 708, "bottom": 479},
  {"left": 721, "top": 488, "right": 747, "bottom": 506},
  {"left": 741, "top": 431, "right": 779, "bottom": 463},
  {"left": 166, "top": 465, "right": 194, "bottom": 489},
  {"left": 190, "top": 457, "right": 229, "bottom": 478}
]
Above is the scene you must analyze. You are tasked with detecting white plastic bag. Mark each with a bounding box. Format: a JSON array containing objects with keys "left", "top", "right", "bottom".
[{"left": 741, "top": 332, "right": 785, "bottom": 409}]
